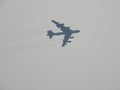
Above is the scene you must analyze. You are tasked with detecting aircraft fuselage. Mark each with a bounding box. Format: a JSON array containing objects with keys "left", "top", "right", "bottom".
[{"left": 53, "top": 30, "right": 80, "bottom": 36}]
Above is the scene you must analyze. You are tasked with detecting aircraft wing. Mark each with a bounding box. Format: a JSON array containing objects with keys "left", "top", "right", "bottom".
[
  {"left": 51, "top": 20, "right": 71, "bottom": 32},
  {"left": 62, "top": 33, "right": 72, "bottom": 47},
  {"left": 51, "top": 20, "right": 61, "bottom": 27}
]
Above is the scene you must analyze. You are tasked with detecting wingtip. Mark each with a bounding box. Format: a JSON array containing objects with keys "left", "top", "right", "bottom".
[
  {"left": 61, "top": 44, "right": 66, "bottom": 47},
  {"left": 51, "top": 20, "right": 54, "bottom": 22},
  {"left": 61, "top": 44, "right": 64, "bottom": 47}
]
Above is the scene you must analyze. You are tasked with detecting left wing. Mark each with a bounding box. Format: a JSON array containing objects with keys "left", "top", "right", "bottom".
[
  {"left": 62, "top": 33, "right": 72, "bottom": 47},
  {"left": 51, "top": 20, "right": 71, "bottom": 33}
]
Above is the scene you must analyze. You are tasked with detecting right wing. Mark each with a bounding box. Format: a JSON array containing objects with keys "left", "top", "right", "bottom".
[{"left": 62, "top": 33, "right": 72, "bottom": 47}]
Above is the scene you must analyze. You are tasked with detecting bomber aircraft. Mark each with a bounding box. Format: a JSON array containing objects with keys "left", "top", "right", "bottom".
[{"left": 47, "top": 20, "right": 80, "bottom": 47}]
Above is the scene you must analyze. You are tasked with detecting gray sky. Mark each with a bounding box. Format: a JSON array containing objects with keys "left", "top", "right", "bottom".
[{"left": 0, "top": 0, "right": 120, "bottom": 90}]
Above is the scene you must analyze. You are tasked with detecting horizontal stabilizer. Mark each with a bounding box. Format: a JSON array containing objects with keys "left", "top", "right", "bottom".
[{"left": 47, "top": 30, "right": 54, "bottom": 39}]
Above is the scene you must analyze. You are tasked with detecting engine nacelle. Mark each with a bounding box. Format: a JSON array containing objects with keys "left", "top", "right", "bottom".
[
  {"left": 67, "top": 41, "right": 71, "bottom": 43},
  {"left": 70, "top": 36, "right": 74, "bottom": 39},
  {"left": 67, "top": 27, "right": 70, "bottom": 29}
]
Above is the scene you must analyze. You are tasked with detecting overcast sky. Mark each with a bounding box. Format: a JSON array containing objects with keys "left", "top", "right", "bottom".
[{"left": 0, "top": 0, "right": 120, "bottom": 90}]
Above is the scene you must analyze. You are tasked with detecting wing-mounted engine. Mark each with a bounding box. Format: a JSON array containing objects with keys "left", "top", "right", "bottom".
[
  {"left": 67, "top": 27, "right": 70, "bottom": 29},
  {"left": 70, "top": 36, "right": 74, "bottom": 39},
  {"left": 67, "top": 41, "right": 71, "bottom": 43}
]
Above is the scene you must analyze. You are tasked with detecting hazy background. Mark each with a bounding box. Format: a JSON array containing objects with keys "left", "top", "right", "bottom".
[{"left": 0, "top": 0, "right": 120, "bottom": 90}]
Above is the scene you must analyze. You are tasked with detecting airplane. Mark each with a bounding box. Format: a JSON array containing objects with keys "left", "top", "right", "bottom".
[{"left": 47, "top": 20, "right": 80, "bottom": 47}]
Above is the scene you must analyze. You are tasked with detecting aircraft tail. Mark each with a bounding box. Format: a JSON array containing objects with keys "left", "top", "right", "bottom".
[{"left": 47, "top": 30, "right": 54, "bottom": 39}]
